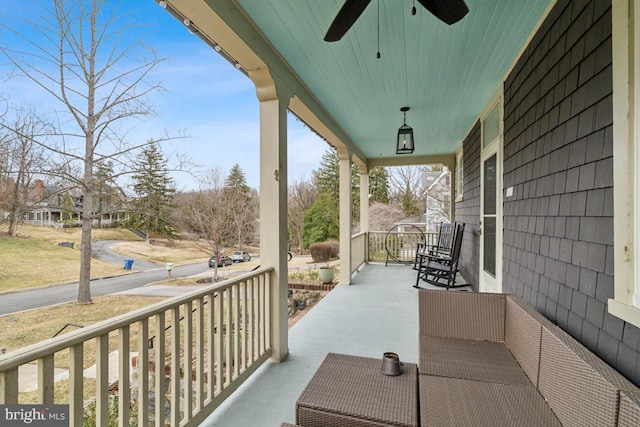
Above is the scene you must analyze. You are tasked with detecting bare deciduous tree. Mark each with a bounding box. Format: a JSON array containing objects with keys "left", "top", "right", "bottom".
[
  {"left": 389, "top": 166, "right": 425, "bottom": 217},
  {"left": 368, "top": 201, "right": 405, "bottom": 232},
  {"left": 0, "top": 0, "right": 173, "bottom": 303},
  {"left": 0, "top": 106, "right": 51, "bottom": 237},
  {"left": 179, "top": 168, "right": 237, "bottom": 282}
]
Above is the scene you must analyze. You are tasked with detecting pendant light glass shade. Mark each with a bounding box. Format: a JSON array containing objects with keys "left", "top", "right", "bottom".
[{"left": 396, "top": 107, "right": 415, "bottom": 154}]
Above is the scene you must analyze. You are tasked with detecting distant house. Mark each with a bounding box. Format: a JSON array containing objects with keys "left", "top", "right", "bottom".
[
  {"left": 21, "top": 179, "right": 127, "bottom": 227},
  {"left": 422, "top": 168, "right": 451, "bottom": 231}
]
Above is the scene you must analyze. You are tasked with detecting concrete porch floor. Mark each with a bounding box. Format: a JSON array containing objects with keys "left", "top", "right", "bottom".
[{"left": 203, "top": 263, "right": 461, "bottom": 426}]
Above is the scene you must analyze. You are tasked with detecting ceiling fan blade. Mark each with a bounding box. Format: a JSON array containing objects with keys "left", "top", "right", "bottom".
[
  {"left": 324, "top": 0, "right": 372, "bottom": 42},
  {"left": 417, "top": 0, "right": 469, "bottom": 25}
]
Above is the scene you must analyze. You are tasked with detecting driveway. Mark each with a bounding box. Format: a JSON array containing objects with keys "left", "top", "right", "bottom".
[{"left": 91, "top": 240, "right": 160, "bottom": 270}]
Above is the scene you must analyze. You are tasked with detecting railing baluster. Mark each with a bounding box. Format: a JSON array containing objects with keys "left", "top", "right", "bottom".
[
  {"left": 206, "top": 293, "right": 215, "bottom": 401},
  {"left": 155, "top": 312, "right": 166, "bottom": 427},
  {"left": 96, "top": 334, "right": 109, "bottom": 427},
  {"left": 183, "top": 301, "right": 193, "bottom": 421},
  {"left": 215, "top": 290, "right": 224, "bottom": 393},
  {"left": 260, "top": 275, "right": 272, "bottom": 354},
  {"left": 170, "top": 307, "right": 181, "bottom": 427},
  {"left": 137, "top": 319, "right": 149, "bottom": 427},
  {"left": 248, "top": 277, "right": 255, "bottom": 363},
  {"left": 118, "top": 325, "right": 130, "bottom": 427},
  {"left": 195, "top": 298, "right": 205, "bottom": 411},
  {"left": 241, "top": 279, "right": 248, "bottom": 370},
  {"left": 0, "top": 367, "right": 18, "bottom": 404},
  {"left": 255, "top": 277, "right": 261, "bottom": 355},
  {"left": 69, "top": 344, "right": 83, "bottom": 427},
  {"left": 233, "top": 283, "right": 241, "bottom": 378},
  {"left": 38, "top": 354, "right": 54, "bottom": 404},
  {"left": 225, "top": 288, "right": 233, "bottom": 385}
]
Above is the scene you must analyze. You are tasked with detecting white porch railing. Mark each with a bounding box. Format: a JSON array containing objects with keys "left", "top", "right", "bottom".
[
  {"left": 0, "top": 267, "right": 273, "bottom": 427},
  {"left": 350, "top": 232, "right": 367, "bottom": 274},
  {"left": 368, "top": 231, "right": 438, "bottom": 263}
]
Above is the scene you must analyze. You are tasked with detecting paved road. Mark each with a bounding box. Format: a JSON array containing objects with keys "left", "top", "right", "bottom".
[{"left": 0, "top": 262, "right": 209, "bottom": 316}]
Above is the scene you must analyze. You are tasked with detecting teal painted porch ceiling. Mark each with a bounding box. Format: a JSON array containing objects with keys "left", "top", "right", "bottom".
[{"left": 236, "top": 0, "right": 553, "bottom": 160}]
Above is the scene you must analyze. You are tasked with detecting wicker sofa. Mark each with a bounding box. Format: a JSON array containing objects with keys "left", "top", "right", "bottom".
[
  {"left": 419, "top": 289, "right": 640, "bottom": 426},
  {"left": 293, "top": 290, "right": 640, "bottom": 427}
]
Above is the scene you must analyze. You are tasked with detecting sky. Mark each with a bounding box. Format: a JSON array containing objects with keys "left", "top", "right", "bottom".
[{"left": 0, "top": 0, "right": 328, "bottom": 191}]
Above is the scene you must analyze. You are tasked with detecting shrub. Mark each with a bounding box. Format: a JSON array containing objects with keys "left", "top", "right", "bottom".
[
  {"left": 309, "top": 242, "right": 333, "bottom": 263},
  {"left": 325, "top": 240, "right": 340, "bottom": 257}
]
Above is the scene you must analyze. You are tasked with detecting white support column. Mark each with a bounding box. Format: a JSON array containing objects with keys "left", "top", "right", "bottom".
[
  {"left": 443, "top": 156, "right": 456, "bottom": 221},
  {"left": 256, "top": 74, "right": 290, "bottom": 362},
  {"left": 338, "top": 149, "right": 352, "bottom": 285},
  {"left": 450, "top": 163, "right": 456, "bottom": 221},
  {"left": 360, "top": 172, "right": 369, "bottom": 233}
]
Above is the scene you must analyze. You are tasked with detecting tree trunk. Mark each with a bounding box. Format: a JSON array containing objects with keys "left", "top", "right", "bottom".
[
  {"left": 8, "top": 182, "right": 19, "bottom": 237},
  {"left": 77, "top": 153, "right": 95, "bottom": 304},
  {"left": 77, "top": 6, "right": 97, "bottom": 304},
  {"left": 77, "top": 207, "right": 93, "bottom": 304}
]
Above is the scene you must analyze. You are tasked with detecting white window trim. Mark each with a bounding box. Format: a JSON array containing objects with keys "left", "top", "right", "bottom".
[
  {"left": 610, "top": 0, "right": 640, "bottom": 327},
  {"left": 455, "top": 148, "right": 464, "bottom": 202}
]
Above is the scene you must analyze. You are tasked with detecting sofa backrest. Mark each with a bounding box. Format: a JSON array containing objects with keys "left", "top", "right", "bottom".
[
  {"left": 505, "top": 296, "right": 553, "bottom": 387},
  {"left": 538, "top": 325, "right": 637, "bottom": 427},
  {"left": 419, "top": 290, "right": 505, "bottom": 341}
]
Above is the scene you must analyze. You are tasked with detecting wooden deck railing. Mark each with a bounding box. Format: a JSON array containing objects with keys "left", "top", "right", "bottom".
[
  {"left": 0, "top": 267, "right": 273, "bottom": 427},
  {"left": 368, "top": 231, "right": 438, "bottom": 263}
]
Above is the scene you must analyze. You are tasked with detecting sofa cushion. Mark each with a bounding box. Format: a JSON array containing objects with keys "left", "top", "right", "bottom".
[
  {"left": 419, "top": 290, "right": 505, "bottom": 341},
  {"left": 419, "top": 375, "right": 562, "bottom": 427},
  {"left": 539, "top": 325, "right": 637, "bottom": 427},
  {"left": 420, "top": 336, "right": 530, "bottom": 386}
]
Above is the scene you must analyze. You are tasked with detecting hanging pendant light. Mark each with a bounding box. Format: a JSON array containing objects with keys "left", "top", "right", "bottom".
[{"left": 396, "top": 107, "right": 415, "bottom": 154}]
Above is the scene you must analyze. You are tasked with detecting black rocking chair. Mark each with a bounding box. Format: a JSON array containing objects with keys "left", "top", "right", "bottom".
[
  {"left": 412, "top": 222, "right": 456, "bottom": 270},
  {"left": 414, "top": 222, "right": 468, "bottom": 290}
]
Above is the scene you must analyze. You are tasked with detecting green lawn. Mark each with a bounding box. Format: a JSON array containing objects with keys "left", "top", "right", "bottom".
[{"left": 0, "top": 226, "right": 139, "bottom": 292}]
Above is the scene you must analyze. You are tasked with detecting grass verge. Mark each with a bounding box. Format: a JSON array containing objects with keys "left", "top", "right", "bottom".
[
  {"left": 0, "top": 226, "right": 143, "bottom": 292},
  {"left": 0, "top": 295, "right": 168, "bottom": 353}
]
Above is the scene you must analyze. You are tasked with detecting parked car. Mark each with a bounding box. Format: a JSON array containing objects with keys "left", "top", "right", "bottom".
[
  {"left": 209, "top": 255, "right": 232, "bottom": 268},
  {"left": 231, "top": 251, "right": 251, "bottom": 263}
]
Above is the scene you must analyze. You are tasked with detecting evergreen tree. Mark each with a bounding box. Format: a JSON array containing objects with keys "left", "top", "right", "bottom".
[
  {"left": 401, "top": 184, "right": 421, "bottom": 217},
  {"left": 369, "top": 167, "right": 390, "bottom": 204},
  {"left": 312, "top": 149, "right": 340, "bottom": 202},
  {"left": 302, "top": 148, "right": 360, "bottom": 244},
  {"left": 126, "top": 142, "right": 177, "bottom": 240},
  {"left": 93, "top": 160, "right": 120, "bottom": 227},
  {"left": 222, "top": 164, "right": 254, "bottom": 246},
  {"left": 301, "top": 192, "right": 339, "bottom": 248}
]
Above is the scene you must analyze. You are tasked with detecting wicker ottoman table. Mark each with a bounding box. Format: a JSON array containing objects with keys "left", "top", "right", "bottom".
[{"left": 296, "top": 353, "right": 418, "bottom": 427}]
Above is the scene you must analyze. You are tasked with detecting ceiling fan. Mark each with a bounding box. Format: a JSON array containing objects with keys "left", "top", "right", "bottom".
[{"left": 324, "top": 0, "right": 469, "bottom": 42}]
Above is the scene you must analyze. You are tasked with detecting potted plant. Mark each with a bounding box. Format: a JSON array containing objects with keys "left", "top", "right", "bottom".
[
  {"left": 318, "top": 263, "right": 334, "bottom": 284},
  {"left": 309, "top": 241, "right": 336, "bottom": 284}
]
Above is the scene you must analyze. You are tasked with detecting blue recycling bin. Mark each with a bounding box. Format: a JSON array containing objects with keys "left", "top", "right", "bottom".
[{"left": 124, "top": 259, "right": 134, "bottom": 270}]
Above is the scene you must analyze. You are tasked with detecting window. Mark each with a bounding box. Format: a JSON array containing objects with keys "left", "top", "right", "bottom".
[
  {"left": 610, "top": 0, "right": 640, "bottom": 327},
  {"left": 455, "top": 148, "right": 464, "bottom": 201}
]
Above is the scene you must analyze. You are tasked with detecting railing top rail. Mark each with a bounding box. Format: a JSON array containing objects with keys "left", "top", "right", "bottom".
[{"left": 0, "top": 266, "right": 274, "bottom": 370}]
